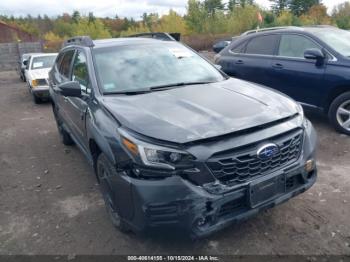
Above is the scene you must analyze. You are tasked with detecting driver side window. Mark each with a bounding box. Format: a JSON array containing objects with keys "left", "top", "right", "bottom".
[
  {"left": 278, "top": 34, "right": 320, "bottom": 58},
  {"left": 72, "top": 51, "right": 91, "bottom": 95}
]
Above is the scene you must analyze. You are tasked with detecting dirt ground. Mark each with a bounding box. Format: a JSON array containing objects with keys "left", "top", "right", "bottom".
[{"left": 0, "top": 70, "right": 350, "bottom": 256}]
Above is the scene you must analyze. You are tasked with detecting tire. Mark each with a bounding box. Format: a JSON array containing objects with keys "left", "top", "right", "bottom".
[
  {"left": 96, "top": 153, "right": 131, "bottom": 233},
  {"left": 52, "top": 105, "right": 75, "bottom": 145},
  {"left": 329, "top": 91, "right": 350, "bottom": 136}
]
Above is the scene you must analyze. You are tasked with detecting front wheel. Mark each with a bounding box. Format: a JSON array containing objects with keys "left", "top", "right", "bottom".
[
  {"left": 96, "top": 153, "right": 131, "bottom": 233},
  {"left": 329, "top": 92, "right": 350, "bottom": 135}
]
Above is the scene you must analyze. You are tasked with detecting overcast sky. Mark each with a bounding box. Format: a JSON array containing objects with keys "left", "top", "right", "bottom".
[{"left": 0, "top": 0, "right": 346, "bottom": 18}]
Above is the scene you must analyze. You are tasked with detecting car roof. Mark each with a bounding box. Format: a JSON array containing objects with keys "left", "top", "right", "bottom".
[
  {"left": 242, "top": 25, "right": 337, "bottom": 36},
  {"left": 61, "top": 36, "right": 179, "bottom": 51},
  {"left": 29, "top": 53, "right": 58, "bottom": 58},
  {"left": 92, "top": 37, "right": 174, "bottom": 49},
  {"left": 22, "top": 52, "right": 41, "bottom": 58}
]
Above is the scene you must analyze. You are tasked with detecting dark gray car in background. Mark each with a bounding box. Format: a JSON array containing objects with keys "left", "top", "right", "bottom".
[
  {"left": 17, "top": 53, "right": 36, "bottom": 82},
  {"left": 49, "top": 36, "right": 317, "bottom": 238}
]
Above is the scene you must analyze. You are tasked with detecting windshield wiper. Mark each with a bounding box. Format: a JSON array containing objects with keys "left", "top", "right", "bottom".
[
  {"left": 103, "top": 89, "right": 151, "bottom": 95},
  {"left": 149, "top": 81, "right": 214, "bottom": 91},
  {"left": 103, "top": 81, "right": 215, "bottom": 95}
]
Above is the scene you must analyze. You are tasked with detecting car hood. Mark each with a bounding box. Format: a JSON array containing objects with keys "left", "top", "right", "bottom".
[
  {"left": 102, "top": 78, "right": 300, "bottom": 144},
  {"left": 29, "top": 68, "right": 50, "bottom": 80}
]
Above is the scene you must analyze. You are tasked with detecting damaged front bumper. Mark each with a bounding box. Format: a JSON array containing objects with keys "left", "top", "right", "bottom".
[
  {"left": 124, "top": 162, "right": 316, "bottom": 238},
  {"left": 110, "top": 119, "right": 317, "bottom": 238}
]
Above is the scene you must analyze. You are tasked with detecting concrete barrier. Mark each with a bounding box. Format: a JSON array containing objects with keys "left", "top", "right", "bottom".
[{"left": 0, "top": 42, "right": 42, "bottom": 71}]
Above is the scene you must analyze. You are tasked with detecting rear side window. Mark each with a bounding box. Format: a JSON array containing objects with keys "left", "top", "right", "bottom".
[
  {"left": 278, "top": 34, "right": 319, "bottom": 58},
  {"left": 230, "top": 41, "right": 246, "bottom": 54},
  {"left": 55, "top": 53, "right": 64, "bottom": 68},
  {"left": 59, "top": 50, "right": 75, "bottom": 78},
  {"left": 245, "top": 35, "right": 279, "bottom": 55}
]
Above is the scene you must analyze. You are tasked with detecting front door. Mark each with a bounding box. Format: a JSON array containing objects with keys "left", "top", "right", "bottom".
[
  {"left": 269, "top": 34, "right": 326, "bottom": 107},
  {"left": 65, "top": 50, "right": 91, "bottom": 149}
]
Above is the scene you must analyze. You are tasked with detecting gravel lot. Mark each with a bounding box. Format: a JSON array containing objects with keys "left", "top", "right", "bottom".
[{"left": 1, "top": 70, "right": 350, "bottom": 256}]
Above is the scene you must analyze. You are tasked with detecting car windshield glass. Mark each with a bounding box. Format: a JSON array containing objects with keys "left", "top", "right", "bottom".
[
  {"left": 31, "top": 55, "right": 56, "bottom": 70},
  {"left": 93, "top": 42, "right": 225, "bottom": 94},
  {"left": 310, "top": 28, "right": 350, "bottom": 57}
]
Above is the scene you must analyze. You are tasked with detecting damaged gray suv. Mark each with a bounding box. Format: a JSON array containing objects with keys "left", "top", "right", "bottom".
[{"left": 49, "top": 35, "right": 317, "bottom": 238}]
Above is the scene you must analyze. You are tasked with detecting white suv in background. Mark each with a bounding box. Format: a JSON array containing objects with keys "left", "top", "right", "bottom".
[{"left": 25, "top": 53, "right": 58, "bottom": 104}]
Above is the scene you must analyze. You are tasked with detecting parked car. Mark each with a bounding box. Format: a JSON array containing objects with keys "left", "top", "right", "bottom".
[
  {"left": 212, "top": 28, "right": 290, "bottom": 54},
  {"left": 17, "top": 53, "right": 38, "bottom": 82},
  {"left": 213, "top": 38, "right": 233, "bottom": 53},
  {"left": 215, "top": 26, "right": 350, "bottom": 135},
  {"left": 49, "top": 36, "right": 317, "bottom": 238},
  {"left": 24, "top": 53, "right": 58, "bottom": 103}
]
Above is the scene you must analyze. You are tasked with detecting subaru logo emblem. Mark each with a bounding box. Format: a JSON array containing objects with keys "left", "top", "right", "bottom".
[{"left": 257, "top": 143, "right": 279, "bottom": 160}]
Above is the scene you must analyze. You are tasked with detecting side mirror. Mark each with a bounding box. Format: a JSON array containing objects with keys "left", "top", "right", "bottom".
[
  {"left": 304, "top": 48, "right": 325, "bottom": 61},
  {"left": 58, "top": 81, "right": 81, "bottom": 97},
  {"left": 23, "top": 60, "right": 28, "bottom": 66}
]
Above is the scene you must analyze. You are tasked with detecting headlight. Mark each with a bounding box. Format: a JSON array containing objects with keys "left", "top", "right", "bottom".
[
  {"left": 120, "top": 132, "right": 194, "bottom": 170},
  {"left": 296, "top": 103, "right": 305, "bottom": 124},
  {"left": 297, "top": 103, "right": 304, "bottom": 120},
  {"left": 31, "top": 79, "right": 38, "bottom": 87}
]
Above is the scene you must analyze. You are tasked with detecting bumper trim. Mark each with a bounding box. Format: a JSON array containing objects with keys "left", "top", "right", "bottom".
[{"left": 191, "top": 170, "right": 316, "bottom": 238}]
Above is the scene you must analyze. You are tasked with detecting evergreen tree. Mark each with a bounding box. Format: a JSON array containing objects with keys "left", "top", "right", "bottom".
[
  {"left": 228, "top": 0, "right": 237, "bottom": 10},
  {"left": 269, "top": 0, "right": 289, "bottom": 14},
  {"left": 289, "top": 0, "right": 319, "bottom": 16},
  {"left": 72, "top": 11, "right": 81, "bottom": 23},
  {"left": 88, "top": 12, "right": 95, "bottom": 23},
  {"left": 203, "top": 0, "right": 224, "bottom": 15}
]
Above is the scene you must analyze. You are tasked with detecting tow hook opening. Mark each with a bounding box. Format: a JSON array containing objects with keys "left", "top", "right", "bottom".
[{"left": 307, "top": 170, "right": 315, "bottom": 179}]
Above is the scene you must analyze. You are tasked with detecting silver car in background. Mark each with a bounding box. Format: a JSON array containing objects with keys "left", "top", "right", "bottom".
[{"left": 24, "top": 53, "right": 58, "bottom": 104}]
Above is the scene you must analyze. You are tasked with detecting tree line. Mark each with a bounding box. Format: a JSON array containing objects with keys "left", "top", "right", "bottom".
[{"left": 0, "top": 0, "right": 349, "bottom": 43}]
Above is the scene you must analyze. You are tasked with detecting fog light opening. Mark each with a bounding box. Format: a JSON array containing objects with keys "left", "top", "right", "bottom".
[
  {"left": 196, "top": 216, "right": 211, "bottom": 228},
  {"left": 197, "top": 217, "right": 206, "bottom": 227},
  {"left": 307, "top": 170, "right": 314, "bottom": 179},
  {"left": 133, "top": 168, "right": 141, "bottom": 177}
]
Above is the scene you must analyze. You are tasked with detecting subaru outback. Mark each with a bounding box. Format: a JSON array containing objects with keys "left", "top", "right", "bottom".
[{"left": 49, "top": 35, "right": 317, "bottom": 238}]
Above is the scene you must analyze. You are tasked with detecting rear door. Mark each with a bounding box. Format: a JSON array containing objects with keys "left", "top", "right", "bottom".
[
  {"left": 222, "top": 34, "right": 279, "bottom": 87},
  {"left": 269, "top": 34, "right": 326, "bottom": 106}
]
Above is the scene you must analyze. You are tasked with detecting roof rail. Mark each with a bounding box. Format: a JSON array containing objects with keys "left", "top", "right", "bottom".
[
  {"left": 303, "top": 25, "right": 336, "bottom": 28},
  {"left": 63, "top": 36, "right": 94, "bottom": 47},
  {"left": 242, "top": 26, "right": 302, "bottom": 35},
  {"left": 128, "top": 32, "right": 181, "bottom": 41}
]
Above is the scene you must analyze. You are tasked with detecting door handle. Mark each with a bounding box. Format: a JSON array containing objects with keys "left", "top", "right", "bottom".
[
  {"left": 63, "top": 97, "right": 69, "bottom": 102},
  {"left": 235, "top": 60, "right": 244, "bottom": 65},
  {"left": 272, "top": 63, "right": 284, "bottom": 69}
]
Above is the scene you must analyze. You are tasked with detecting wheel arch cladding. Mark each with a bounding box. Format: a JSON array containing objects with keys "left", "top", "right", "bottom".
[{"left": 327, "top": 86, "right": 350, "bottom": 112}]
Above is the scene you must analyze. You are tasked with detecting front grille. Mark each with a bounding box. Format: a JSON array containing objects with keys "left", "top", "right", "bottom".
[{"left": 206, "top": 129, "right": 303, "bottom": 185}]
